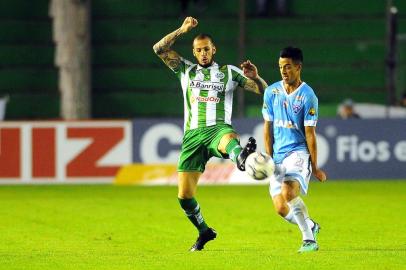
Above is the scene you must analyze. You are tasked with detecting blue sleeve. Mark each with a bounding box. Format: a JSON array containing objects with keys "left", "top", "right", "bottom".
[
  {"left": 304, "top": 91, "right": 318, "bottom": 126},
  {"left": 262, "top": 87, "right": 273, "bottom": 121}
]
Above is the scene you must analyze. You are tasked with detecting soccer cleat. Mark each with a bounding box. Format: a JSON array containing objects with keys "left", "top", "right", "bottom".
[
  {"left": 298, "top": 240, "right": 319, "bottom": 253},
  {"left": 190, "top": 227, "right": 217, "bottom": 252},
  {"left": 311, "top": 220, "right": 321, "bottom": 241},
  {"left": 237, "top": 137, "right": 257, "bottom": 171}
]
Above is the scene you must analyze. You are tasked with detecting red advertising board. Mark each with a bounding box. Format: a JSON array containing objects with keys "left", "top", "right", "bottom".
[{"left": 0, "top": 121, "right": 132, "bottom": 183}]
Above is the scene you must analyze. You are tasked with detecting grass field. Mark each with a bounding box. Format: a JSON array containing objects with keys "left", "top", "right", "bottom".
[{"left": 0, "top": 181, "right": 405, "bottom": 270}]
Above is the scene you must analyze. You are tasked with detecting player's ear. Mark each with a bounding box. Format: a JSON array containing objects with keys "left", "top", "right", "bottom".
[{"left": 212, "top": 46, "right": 216, "bottom": 55}]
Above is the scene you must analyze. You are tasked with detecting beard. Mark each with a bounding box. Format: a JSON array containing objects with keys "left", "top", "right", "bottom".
[{"left": 198, "top": 59, "right": 214, "bottom": 68}]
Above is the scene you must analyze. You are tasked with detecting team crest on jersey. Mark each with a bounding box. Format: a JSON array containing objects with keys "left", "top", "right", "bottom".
[
  {"left": 292, "top": 99, "right": 303, "bottom": 114},
  {"left": 215, "top": 72, "right": 225, "bottom": 79},
  {"left": 272, "top": 88, "right": 280, "bottom": 94}
]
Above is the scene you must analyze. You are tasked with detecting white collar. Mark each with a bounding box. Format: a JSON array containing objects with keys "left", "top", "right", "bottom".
[{"left": 280, "top": 81, "right": 306, "bottom": 96}]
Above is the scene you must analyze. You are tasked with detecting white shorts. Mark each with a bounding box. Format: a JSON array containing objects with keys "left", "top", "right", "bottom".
[{"left": 269, "top": 151, "right": 312, "bottom": 198}]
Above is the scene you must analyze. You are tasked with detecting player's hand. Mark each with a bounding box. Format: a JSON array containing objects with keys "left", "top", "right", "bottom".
[
  {"left": 241, "top": 60, "right": 258, "bottom": 79},
  {"left": 313, "top": 168, "right": 327, "bottom": 182},
  {"left": 180, "top": 17, "right": 198, "bottom": 33}
]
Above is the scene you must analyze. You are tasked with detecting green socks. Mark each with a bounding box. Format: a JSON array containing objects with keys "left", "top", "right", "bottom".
[
  {"left": 178, "top": 198, "right": 208, "bottom": 233},
  {"left": 225, "top": 138, "right": 242, "bottom": 163}
]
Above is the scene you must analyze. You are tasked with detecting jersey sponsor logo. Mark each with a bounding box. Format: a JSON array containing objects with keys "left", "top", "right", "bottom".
[
  {"left": 309, "top": 108, "right": 316, "bottom": 116},
  {"left": 191, "top": 95, "right": 221, "bottom": 103},
  {"left": 189, "top": 80, "right": 225, "bottom": 92},
  {"left": 274, "top": 119, "right": 299, "bottom": 130},
  {"left": 215, "top": 72, "right": 225, "bottom": 79}
]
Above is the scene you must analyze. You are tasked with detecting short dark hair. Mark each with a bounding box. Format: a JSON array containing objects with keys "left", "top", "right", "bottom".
[
  {"left": 193, "top": 33, "right": 215, "bottom": 45},
  {"left": 280, "top": 46, "right": 303, "bottom": 64}
]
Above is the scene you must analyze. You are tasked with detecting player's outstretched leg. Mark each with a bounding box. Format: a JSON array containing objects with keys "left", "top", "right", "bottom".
[
  {"left": 236, "top": 137, "right": 257, "bottom": 171},
  {"left": 190, "top": 227, "right": 217, "bottom": 252}
]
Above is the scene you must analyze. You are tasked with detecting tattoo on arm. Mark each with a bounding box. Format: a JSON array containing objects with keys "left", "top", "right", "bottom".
[
  {"left": 160, "top": 51, "right": 181, "bottom": 70},
  {"left": 153, "top": 28, "right": 183, "bottom": 54},
  {"left": 153, "top": 28, "right": 183, "bottom": 70},
  {"left": 244, "top": 76, "right": 268, "bottom": 94},
  {"left": 244, "top": 80, "right": 259, "bottom": 93}
]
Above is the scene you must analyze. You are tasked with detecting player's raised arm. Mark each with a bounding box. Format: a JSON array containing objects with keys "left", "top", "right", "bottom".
[
  {"left": 152, "top": 17, "right": 198, "bottom": 71},
  {"left": 240, "top": 60, "right": 268, "bottom": 94},
  {"left": 305, "top": 126, "right": 327, "bottom": 182}
]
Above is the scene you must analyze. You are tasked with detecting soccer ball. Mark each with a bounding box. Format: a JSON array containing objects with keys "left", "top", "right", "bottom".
[{"left": 245, "top": 152, "right": 275, "bottom": 181}]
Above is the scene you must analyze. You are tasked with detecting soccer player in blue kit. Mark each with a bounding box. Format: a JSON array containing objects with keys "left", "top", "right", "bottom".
[{"left": 262, "top": 47, "right": 327, "bottom": 253}]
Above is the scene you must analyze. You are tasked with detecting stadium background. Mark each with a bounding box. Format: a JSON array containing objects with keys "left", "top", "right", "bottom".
[
  {"left": 0, "top": 1, "right": 405, "bottom": 269},
  {"left": 1, "top": 0, "right": 406, "bottom": 119}
]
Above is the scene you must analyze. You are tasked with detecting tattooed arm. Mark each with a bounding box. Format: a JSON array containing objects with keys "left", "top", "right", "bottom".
[
  {"left": 240, "top": 60, "right": 268, "bottom": 94},
  {"left": 152, "top": 17, "right": 198, "bottom": 71},
  {"left": 244, "top": 76, "right": 268, "bottom": 94}
]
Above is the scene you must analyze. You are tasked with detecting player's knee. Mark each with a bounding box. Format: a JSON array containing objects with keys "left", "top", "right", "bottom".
[
  {"left": 218, "top": 133, "right": 239, "bottom": 153},
  {"left": 223, "top": 132, "right": 239, "bottom": 141},
  {"left": 178, "top": 189, "right": 194, "bottom": 199},
  {"left": 177, "top": 172, "right": 199, "bottom": 199},
  {"left": 281, "top": 189, "right": 295, "bottom": 202},
  {"left": 274, "top": 203, "right": 289, "bottom": 217}
]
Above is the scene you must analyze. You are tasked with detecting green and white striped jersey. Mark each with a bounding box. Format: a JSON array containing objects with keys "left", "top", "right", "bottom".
[{"left": 172, "top": 58, "right": 248, "bottom": 131}]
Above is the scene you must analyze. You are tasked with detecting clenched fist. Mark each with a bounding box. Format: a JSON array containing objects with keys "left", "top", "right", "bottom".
[{"left": 180, "top": 17, "right": 198, "bottom": 33}]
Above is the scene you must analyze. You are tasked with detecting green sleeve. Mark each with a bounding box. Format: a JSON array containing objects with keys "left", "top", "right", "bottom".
[
  {"left": 231, "top": 66, "right": 248, "bottom": 88},
  {"left": 173, "top": 58, "right": 192, "bottom": 80}
]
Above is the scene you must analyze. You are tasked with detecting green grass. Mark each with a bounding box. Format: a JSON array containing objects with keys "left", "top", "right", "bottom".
[{"left": 0, "top": 181, "right": 405, "bottom": 270}]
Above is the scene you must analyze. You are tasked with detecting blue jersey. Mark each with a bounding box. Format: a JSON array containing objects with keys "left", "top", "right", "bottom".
[{"left": 262, "top": 81, "right": 318, "bottom": 164}]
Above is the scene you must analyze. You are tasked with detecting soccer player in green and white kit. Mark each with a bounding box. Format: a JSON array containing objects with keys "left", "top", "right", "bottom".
[{"left": 153, "top": 17, "right": 268, "bottom": 251}]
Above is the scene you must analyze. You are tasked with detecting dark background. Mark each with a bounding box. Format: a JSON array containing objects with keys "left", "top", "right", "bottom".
[{"left": 1, "top": 0, "right": 405, "bottom": 119}]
